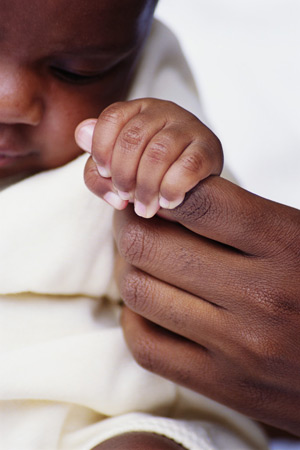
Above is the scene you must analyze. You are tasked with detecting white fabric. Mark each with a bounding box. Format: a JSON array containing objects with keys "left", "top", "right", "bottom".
[{"left": 0, "top": 20, "right": 268, "bottom": 450}]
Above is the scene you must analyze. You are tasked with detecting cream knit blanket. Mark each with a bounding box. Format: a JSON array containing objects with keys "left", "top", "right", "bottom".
[{"left": 0, "top": 20, "right": 268, "bottom": 450}]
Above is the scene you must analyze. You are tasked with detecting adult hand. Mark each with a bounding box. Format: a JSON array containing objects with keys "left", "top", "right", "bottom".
[{"left": 111, "top": 176, "right": 300, "bottom": 437}]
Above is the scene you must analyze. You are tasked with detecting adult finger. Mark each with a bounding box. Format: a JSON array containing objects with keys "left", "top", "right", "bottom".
[
  {"left": 115, "top": 254, "right": 230, "bottom": 349},
  {"left": 113, "top": 206, "right": 262, "bottom": 308},
  {"left": 160, "top": 176, "right": 300, "bottom": 256},
  {"left": 121, "top": 307, "right": 221, "bottom": 399},
  {"left": 121, "top": 307, "right": 300, "bottom": 437}
]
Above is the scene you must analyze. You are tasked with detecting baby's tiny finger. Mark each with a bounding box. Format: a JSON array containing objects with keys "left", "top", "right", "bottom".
[
  {"left": 133, "top": 127, "right": 193, "bottom": 217},
  {"left": 92, "top": 101, "right": 151, "bottom": 178},
  {"left": 159, "top": 142, "right": 218, "bottom": 207},
  {"left": 75, "top": 119, "right": 97, "bottom": 153},
  {"left": 84, "top": 157, "right": 127, "bottom": 210},
  {"left": 159, "top": 196, "right": 184, "bottom": 210},
  {"left": 134, "top": 198, "right": 160, "bottom": 219}
]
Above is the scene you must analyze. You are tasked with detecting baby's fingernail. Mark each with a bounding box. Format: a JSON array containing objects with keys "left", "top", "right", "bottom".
[
  {"left": 118, "top": 191, "right": 131, "bottom": 201},
  {"left": 134, "top": 201, "right": 146, "bottom": 217},
  {"left": 159, "top": 196, "right": 184, "bottom": 209},
  {"left": 134, "top": 200, "right": 159, "bottom": 219},
  {"left": 75, "top": 122, "right": 96, "bottom": 153},
  {"left": 103, "top": 192, "right": 126, "bottom": 210},
  {"left": 96, "top": 165, "right": 111, "bottom": 178}
]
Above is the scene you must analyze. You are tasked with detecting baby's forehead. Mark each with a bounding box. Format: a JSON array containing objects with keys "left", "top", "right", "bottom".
[{"left": 1, "top": 0, "right": 156, "bottom": 53}]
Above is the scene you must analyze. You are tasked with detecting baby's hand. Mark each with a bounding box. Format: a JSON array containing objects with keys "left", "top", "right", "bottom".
[{"left": 75, "top": 98, "right": 223, "bottom": 218}]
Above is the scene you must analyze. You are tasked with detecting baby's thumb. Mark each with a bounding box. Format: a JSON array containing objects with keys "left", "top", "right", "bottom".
[{"left": 75, "top": 119, "right": 97, "bottom": 153}]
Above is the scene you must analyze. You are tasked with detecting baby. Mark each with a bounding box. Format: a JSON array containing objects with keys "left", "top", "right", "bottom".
[
  {"left": 75, "top": 97, "right": 223, "bottom": 219},
  {"left": 0, "top": 0, "right": 268, "bottom": 449}
]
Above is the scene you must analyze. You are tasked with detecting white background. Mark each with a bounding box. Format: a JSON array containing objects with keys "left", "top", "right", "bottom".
[{"left": 155, "top": 0, "right": 300, "bottom": 209}]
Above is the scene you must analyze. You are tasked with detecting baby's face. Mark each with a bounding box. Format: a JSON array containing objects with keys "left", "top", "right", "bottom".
[{"left": 0, "top": 0, "right": 156, "bottom": 179}]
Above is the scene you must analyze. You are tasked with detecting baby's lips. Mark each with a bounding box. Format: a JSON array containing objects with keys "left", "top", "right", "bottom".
[{"left": 75, "top": 119, "right": 97, "bottom": 153}]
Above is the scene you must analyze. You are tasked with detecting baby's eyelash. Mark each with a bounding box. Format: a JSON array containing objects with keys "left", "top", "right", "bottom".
[{"left": 51, "top": 67, "right": 102, "bottom": 84}]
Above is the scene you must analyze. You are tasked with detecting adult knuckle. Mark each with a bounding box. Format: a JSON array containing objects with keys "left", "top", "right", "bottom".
[
  {"left": 244, "top": 330, "right": 277, "bottom": 368},
  {"left": 173, "top": 245, "right": 199, "bottom": 274},
  {"left": 117, "top": 223, "right": 143, "bottom": 262},
  {"left": 261, "top": 341, "right": 294, "bottom": 376},
  {"left": 117, "top": 221, "right": 157, "bottom": 266},
  {"left": 119, "top": 268, "right": 152, "bottom": 313},
  {"left": 246, "top": 280, "right": 300, "bottom": 319},
  {"left": 225, "top": 344, "right": 277, "bottom": 413},
  {"left": 130, "top": 334, "right": 160, "bottom": 372},
  {"left": 237, "top": 315, "right": 297, "bottom": 381},
  {"left": 173, "top": 180, "right": 221, "bottom": 224},
  {"left": 273, "top": 212, "right": 300, "bottom": 264},
  {"left": 236, "top": 376, "right": 276, "bottom": 414}
]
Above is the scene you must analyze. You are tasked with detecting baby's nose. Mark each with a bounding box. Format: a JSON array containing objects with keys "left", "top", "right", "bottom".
[{"left": 0, "top": 66, "right": 43, "bottom": 126}]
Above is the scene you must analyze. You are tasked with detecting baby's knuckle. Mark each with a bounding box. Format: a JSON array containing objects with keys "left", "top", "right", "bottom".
[
  {"left": 83, "top": 161, "right": 103, "bottom": 195},
  {"left": 180, "top": 151, "right": 204, "bottom": 174},
  {"left": 146, "top": 139, "right": 170, "bottom": 164},
  {"left": 119, "top": 125, "right": 144, "bottom": 154},
  {"left": 100, "top": 102, "right": 124, "bottom": 125},
  {"left": 201, "top": 133, "right": 223, "bottom": 157},
  {"left": 113, "top": 172, "right": 135, "bottom": 192}
]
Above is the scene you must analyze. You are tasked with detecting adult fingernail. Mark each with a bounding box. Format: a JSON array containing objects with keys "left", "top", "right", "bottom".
[
  {"left": 103, "top": 192, "right": 127, "bottom": 210},
  {"left": 159, "top": 196, "right": 184, "bottom": 209},
  {"left": 75, "top": 121, "right": 96, "bottom": 153}
]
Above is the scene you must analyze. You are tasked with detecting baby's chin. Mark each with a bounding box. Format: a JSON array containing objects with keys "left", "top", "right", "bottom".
[
  {"left": 0, "top": 148, "right": 84, "bottom": 188},
  {"left": 0, "top": 159, "right": 42, "bottom": 188},
  {"left": 0, "top": 172, "right": 31, "bottom": 190}
]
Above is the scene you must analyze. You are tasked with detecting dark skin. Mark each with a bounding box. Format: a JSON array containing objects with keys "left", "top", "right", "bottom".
[
  {"left": 92, "top": 432, "right": 185, "bottom": 450},
  {"left": 78, "top": 12, "right": 300, "bottom": 436},
  {"left": 82, "top": 85, "right": 300, "bottom": 437},
  {"left": 4, "top": 0, "right": 299, "bottom": 444},
  {"left": 0, "top": 0, "right": 156, "bottom": 178},
  {"left": 0, "top": 0, "right": 182, "bottom": 448},
  {"left": 104, "top": 176, "right": 299, "bottom": 438}
]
